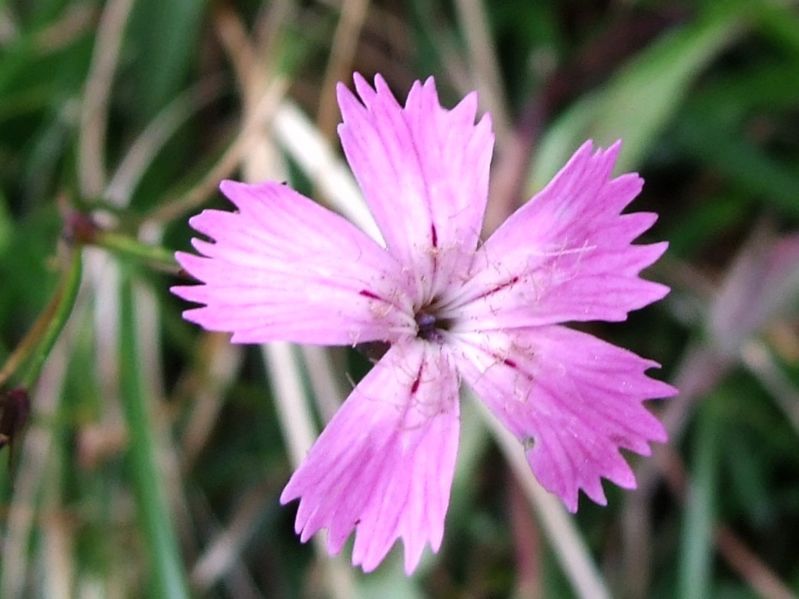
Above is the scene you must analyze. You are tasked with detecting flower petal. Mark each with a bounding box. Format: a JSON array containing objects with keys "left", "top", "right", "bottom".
[
  {"left": 451, "top": 325, "right": 676, "bottom": 511},
  {"left": 442, "top": 141, "right": 668, "bottom": 330},
  {"left": 172, "top": 180, "right": 416, "bottom": 345},
  {"left": 281, "top": 341, "right": 460, "bottom": 573},
  {"left": 337, "top": 73, "right": 494, "bottom": 303}
]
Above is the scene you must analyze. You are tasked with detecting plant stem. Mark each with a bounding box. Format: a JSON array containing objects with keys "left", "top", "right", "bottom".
[
  {"left": 0, "top": 248, "right": 83, "bottom": 390},
  {"left": 94, "top": 231, "right": 178, "bottom": 273},
  {"left": 119, "top": 272, "right": 189, "bottom": 599}
]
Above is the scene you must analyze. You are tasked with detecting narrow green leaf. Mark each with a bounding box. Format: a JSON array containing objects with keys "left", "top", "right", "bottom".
[
  {"left": 678, "top": 402, "right": 720, "bottom": 599},
  {"left": 674, "top": 116, "right": 799, "bottom": 218},
  {"left": 119, "top": 272, "right": 189, "bottom": 599},
  {"left": 531, "top": 8, "right": 742, "bottom": 187},
  {"left": 753, "top": 1, "right": 799, "bottom": 56},
  {"left": 94, "top": 231, "right": 178, "bottom": 273},
  {"left": 128, "top": 0, "right": 208, "bottom": 122},
  {"left": 18, "top": 249, "right": 82, "bottom": 389},
  {"left": 0, "top": 191, "right": 12, "bottom": 256}
]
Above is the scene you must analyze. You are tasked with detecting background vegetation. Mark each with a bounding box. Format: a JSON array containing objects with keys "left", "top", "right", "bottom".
[{"left": 1, "top": 0, "right": 798, "bottom": 597}]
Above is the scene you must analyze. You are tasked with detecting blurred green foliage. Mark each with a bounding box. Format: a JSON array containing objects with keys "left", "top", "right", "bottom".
[{"left": 1, "top": 1, "right": 798, "bottom": 598}]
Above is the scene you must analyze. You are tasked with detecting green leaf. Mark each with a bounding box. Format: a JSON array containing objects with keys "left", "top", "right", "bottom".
[
  {"left": 752, "top": 0, "right": 799, "bottom": 56},
  {"left": 0, "top": 190, "right": 12, "bottom": 256},
  {"left": 127, "top": 0, "right": 208, "bottom": 122},
  {"left": 678, "top": 401, "right": 721, "bottom": 599},
  {"left": 119, "top": 271, "right": 189, "bottom": 599},
  {"left": 531, "top": 8, "right": 743, "bottom": 188},
  {"left": 674, "top": 116, "right": 799, "bottom": 218}
]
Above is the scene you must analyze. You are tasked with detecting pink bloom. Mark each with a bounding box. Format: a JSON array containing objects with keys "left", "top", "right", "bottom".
[{"left": 173, "top": 74, "right": 676, "bottom": 574}]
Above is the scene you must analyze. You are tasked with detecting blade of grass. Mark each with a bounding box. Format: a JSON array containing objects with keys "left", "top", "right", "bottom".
[
  {"left": 18, "top": 248, "right": 82, "bottom": 389},
  {"left": 106, "top": 75, "right": 225, "bottom": 206},
  {"left": 655, "top": 442, "right": 794, "bottom": 599},
  {"left": 179, "top": 336, "right": 242, "bottom": 471},
  {"left": 39, "top": 454, "right": 74, "bottom": 599},
  {"left": 454, "top": 0, "right": 511, "bottom": 144},
  {"left": 91, "top": 231, "right": 178, "bottom": 273},
  {"left": 754, "top": 0, "right": 799, "bottom": 56},
  {"left": 678, "top": 402, "right": 719, "bottom": 599},
  {"left": 714, "top": 525, "right": 797, "bottom": 599},
  {"left": 119, "top": 270, "right": 189, "bottom": 599},
  {"left": 673, "top": 115, "right": 799, "bottom": 218},
  {"left": 1, "top": 301, "right": 79, "bottom": 598},
  {"left": 271, "top": 101, "right": 381, "bottom": 241},
  {"left": 128, "top": 0, "right": 207, "bottom": 122},
  {"left": 78, "top": 0, "right": 134, "bottom": 198},
  {"left": 142, "top": 76, "right": 288, "bottom": 225},
  {"left": 531, "top": 6, "right": 743, "bottom": 186},
  {"left": 473, "top": 394, "right": 611, "bottom": 599},
  {"left": 741, "top": 340, "right": 799, "bottom": 436},
  {"left": 188, "top": 488, "right": 267, "bottom": 598},
  {"left": 316, "top": 0, "right": 371, "bottom": 140},
  {"left": 0, "top": 247, "right": 82, "bottom": 389},
  {"left": 261, "top": 343, "right": 359, "bottom": 599},
  {"left": 190, "top": 480, "right": 273, "bottom": 591}
]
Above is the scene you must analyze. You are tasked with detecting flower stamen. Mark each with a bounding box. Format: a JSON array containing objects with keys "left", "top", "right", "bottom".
[{"left": 414, "top": 309, "right": 451, "bottom": 342}]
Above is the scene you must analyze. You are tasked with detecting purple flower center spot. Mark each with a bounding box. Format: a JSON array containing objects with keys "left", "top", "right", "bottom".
[{"left": 414, "top": 308, "right": 451, "bottom": 342}]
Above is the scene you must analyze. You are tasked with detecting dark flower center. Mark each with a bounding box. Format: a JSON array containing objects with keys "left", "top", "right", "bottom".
[{"left": 415, "top": 309, "right": 450, "bottom": 342}]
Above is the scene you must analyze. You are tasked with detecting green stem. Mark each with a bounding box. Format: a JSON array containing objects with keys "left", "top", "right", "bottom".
[
  {"left": 17, "top": 249, "right": 83, "bottom": 389},
  {"left": 678, "top": 402, "right": 719, "bottom": 599},
  {"left": 119, "top": 273, "right": 189, "bottom": 599},
  {"left": 95, "top": 231, "right": 178, "bottom": 273}
]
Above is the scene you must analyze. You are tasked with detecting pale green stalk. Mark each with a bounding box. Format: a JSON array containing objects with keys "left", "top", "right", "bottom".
[
  {"left": 118, "top": 272, "right": 189, "bottom": 599},
  {"left": 473, "top": 394, "right": 611, "bottom": 599}
]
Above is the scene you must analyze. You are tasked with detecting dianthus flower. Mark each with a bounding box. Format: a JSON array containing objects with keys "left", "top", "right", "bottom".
[{"left": 173, "top": 74, "right": 676, "bottom": 574}]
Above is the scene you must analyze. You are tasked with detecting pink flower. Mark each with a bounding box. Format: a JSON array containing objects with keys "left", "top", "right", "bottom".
[{"left": 172, "top": 74, "right": 676, "bottom": 574}]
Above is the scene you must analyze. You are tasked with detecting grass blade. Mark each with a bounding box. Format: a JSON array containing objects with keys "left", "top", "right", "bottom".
[{"left": 119, "top": 270, "right": 189, "bottom": 599}]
